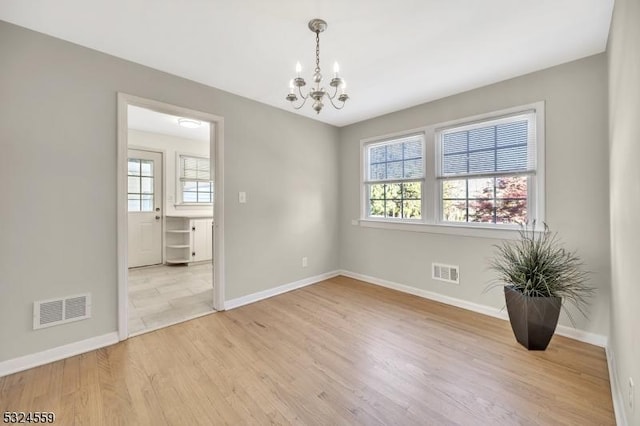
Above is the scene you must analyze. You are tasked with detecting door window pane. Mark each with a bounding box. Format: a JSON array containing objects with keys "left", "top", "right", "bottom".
[
  {"left": 128, "top": 158, "right": 155, "bottom": 212},
  {"left": 128, "top": 195, "right": 141, "bottom": 212},
  {"left": 141, "top": 195, "right": 154, "bottom": 212},
  {"left": 140, "top": 160, "right": 153, "bottom": 177},
  {"left": 141, "top": 177, "right": 154, "bottom": 194},
  {"left": 128, "top": 176, "right": 140, "bottom": 193}
]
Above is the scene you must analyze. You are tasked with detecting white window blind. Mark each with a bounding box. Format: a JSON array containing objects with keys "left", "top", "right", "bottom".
[
  {"left": 438, "top": 112, "right": 536, "bottom": 180},
  {"left": 180, "top": 156, "right": 210, "bottom": 181},
  {"left": 366, "top": 134, "right": 424, "bottom": 182},
  {"left": 179, "top": 155, "right": 212, "bottom": 204},
  {"left": 437, "top": 111, "right": 538, "bottom": 225}
]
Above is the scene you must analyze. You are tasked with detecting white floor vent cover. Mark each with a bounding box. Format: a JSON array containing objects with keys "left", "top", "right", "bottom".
[
  {"left": 432, "top": 263, "right": 460, "bottom": 284},
  {"left": 33, "top": 293, "right": 91, "bottom": 329}
]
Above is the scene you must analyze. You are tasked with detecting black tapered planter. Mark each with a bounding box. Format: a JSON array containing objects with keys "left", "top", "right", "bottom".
[{"left": 504, "top": 286, "right": 562, "bottom": 350}]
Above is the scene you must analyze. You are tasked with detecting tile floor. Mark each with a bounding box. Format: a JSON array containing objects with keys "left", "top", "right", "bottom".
[{"left": 128, "top": 262, "right": 213, "bottom": 335}]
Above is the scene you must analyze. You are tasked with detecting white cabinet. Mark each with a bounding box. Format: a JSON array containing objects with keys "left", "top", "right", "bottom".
[
  {"left": 165, "top": 215, "right": 213, "bottom": 264},
  {"left": 191, "top": 218, "right": 213, "bottom": 262}
]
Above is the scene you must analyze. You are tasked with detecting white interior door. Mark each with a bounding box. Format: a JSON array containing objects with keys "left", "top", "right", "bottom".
[{"left": 128, "top": 149, "right": 163, "bottom": 268}]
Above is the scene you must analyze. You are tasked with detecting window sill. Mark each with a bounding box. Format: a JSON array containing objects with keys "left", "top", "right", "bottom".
[
  {"left": 356, "top": 219, "right": 526, "bottom": 240},
  {"left": 174, "top": 203, "right": 213, "bottom": 208}
]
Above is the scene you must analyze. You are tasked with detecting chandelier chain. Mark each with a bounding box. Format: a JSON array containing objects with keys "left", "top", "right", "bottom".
[{"left": 315, "top": 31, "right": 321, "bottom": 73}]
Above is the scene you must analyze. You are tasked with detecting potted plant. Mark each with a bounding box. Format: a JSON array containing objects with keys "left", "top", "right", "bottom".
[{"left": 489, "top": 222, "right": 594, "bottom": 350}]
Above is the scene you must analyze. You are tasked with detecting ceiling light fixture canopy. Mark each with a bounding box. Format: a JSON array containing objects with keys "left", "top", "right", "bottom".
[
  {"left": 177, "top": 118, "right": 202, "bottom": 129},
  {"left": 286, "top": 19, "right": 349, "bottom": 114}
]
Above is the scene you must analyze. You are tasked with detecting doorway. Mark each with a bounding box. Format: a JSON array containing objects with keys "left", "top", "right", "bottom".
[{"left": 117, "top": 94, "right": 225, "bottom": 340}]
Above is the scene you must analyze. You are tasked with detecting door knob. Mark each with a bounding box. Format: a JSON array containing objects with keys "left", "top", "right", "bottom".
[
  {"left": 155, "top": 215, "right": 161, "bottom": 220},
  {"left": 156, "top": 207, "right": 160, "bottom": 212}
]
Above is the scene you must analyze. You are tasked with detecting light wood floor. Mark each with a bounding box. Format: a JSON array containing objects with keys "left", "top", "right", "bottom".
[{"left": 0, "top": 276, "right": 614, "bottom": 425}]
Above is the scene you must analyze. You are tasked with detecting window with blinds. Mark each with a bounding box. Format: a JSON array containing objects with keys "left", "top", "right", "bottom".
[
  {"left": 364, "top": 134, "right": 424, "bottom": 219},
  {"left": 437, "top": 112, "right": 536, "bottom": 225},
  {"left": 179, "top": 155, "right": 212, "bottom": 204}
]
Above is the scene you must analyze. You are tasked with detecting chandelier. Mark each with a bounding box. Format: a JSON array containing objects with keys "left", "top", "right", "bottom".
[{"left": 286, "top": 19, "right": 349, "bottom": 114}]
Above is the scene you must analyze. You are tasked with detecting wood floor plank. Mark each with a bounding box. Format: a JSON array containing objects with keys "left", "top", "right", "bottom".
[{"left": 0, "top": 276, "right": 615, "bottom": 425}]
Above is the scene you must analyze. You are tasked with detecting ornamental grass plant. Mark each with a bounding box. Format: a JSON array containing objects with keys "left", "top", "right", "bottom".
[{"left": 489, "top": 222, "right": 594, "bottom": 324}]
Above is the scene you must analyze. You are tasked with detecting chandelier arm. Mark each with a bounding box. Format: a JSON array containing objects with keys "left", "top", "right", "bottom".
[
  {"left": 297, "top": 85, "right": 308, "bottom": 100},
  {"left": 291, "top": 96, "right": 308, "bottom": 110},
  {"left": 327, "top": 84, "right": 339, "bottom": 100},
  {"left": 327, "top": 94, "right": 346, "bottom": 110}
]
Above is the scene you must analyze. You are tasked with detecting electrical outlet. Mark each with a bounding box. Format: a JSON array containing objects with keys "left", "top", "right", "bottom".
[
  {"left": 302, "top": 257, "right": 308, "bottom": 268},
  {"left": 630, "top": 377, "right": 635, "bottom": 411}
]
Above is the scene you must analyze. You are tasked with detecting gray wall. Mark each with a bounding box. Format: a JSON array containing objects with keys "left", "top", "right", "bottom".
[
  {"left": 608, "top": 0, "right": 640, "bottom": 423},
  {"left": 0, "top": 21, "right": 339, "bottom": 362},
  {"left": 338, "top": 54, "right": 610, "bottom": 336}
]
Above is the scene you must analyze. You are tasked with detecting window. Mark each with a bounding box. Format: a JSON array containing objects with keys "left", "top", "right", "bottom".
[
  {"left": 128, "top": 158, "right": 154, "bottom": 212},
  {"left": 437, "top": 112, "right": 536, "bottom": 225},
  {"left": 359, "top": 103, "right": 544, "bottom": 234},
  {"left": 178, "top": 155, "right": 212, "bottom": 204},
  {"left": 364, "top": 134, "right": 424, "bottom": 219}
]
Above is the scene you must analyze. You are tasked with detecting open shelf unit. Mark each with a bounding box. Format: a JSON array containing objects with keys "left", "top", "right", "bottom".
[{"left": 165, "top": 217, "right": 192, "bottom": 264}]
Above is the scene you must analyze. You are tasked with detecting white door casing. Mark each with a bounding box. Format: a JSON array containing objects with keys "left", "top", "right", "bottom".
[
  {"left": 117, "top": 93, "right": 225, "bottom": 341},
  {"left": 127, "top": 149, "right": 163, "bottom": 268}
]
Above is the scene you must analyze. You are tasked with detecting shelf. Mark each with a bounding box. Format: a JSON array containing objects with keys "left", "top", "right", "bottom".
[
  {"left": 167, "top": 244, "right": 190, "bottom": 249},
  {"left": 166, "top": 259, "right": 190, "bottom": 264},
  {"left": 166, "top": 230, "right": 190, "bottom": 234}
]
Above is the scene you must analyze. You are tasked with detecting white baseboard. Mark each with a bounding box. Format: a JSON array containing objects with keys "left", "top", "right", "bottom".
[
  {"left": 0, "top": 332, "right": 119, "bottom": 378},
  {"left": 338, "top": 270, "right": 607, "bottom": 348},
  {"left": 606, "top": 345, "right": 628, "bottom": 426},
  {"left": 225, "top": 270, "right": 341, "bottom": 310}
]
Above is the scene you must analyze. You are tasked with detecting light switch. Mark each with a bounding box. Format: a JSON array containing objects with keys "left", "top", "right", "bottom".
[{"left": 239, "top": 192, "right": 247, "bottom": 203}]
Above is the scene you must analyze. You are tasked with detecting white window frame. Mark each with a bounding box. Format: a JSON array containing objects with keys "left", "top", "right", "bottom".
[
  {"left": 358, "top": 102, "right": 545, "bottom": 239},
  {"left": 362, "top": 133, "right": 426, "bottom": 221},
  {"left": 176, "top": 152, "right": 213, "bottom": 206}
]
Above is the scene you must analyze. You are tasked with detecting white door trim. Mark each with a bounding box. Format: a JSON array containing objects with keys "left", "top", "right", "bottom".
[{"left": 117, "top": 93, "right": 226, "bottom": 341}]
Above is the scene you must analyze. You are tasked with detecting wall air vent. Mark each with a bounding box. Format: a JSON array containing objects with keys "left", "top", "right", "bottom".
[
  {"left": 432, "top": 263, "right": 460, "bottom": 284},
  {"left": 33, "top": 293, "right": 91, "bottom": 330}
]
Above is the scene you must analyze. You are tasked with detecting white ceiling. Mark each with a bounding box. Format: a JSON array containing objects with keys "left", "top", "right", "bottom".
[
  {"left": 128, "top": 105, "right": 210, "bottom": 142},
  {"left": 0, "top": 0, "right": 614, "bottom": 127}
]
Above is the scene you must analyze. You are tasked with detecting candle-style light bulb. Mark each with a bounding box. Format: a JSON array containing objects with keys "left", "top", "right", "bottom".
[
  {"left": 341, "top": 80, "right": 347, "bottom": 94},
  {"left": 333, "top": 61, "right": 340, "bottom": 77},
  {"left": 295, "top": 61, "right": 302, "bottom": 77},
  {"left": 289, "top": 79, "right": 294, "bottom": 94}
]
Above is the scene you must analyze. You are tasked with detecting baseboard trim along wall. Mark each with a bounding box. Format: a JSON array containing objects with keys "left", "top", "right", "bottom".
[
  {"left": 606, "top": 345, "right": 629, "bottom": 426},
  {"left": 0, "top": 332, "right": 119, "bottom": 378},
  {"left": 225, "top": 270, "right": 341, "bottom": 310},
  {"left": 338, "top": 270, "right": 608, "bottom": 348}
]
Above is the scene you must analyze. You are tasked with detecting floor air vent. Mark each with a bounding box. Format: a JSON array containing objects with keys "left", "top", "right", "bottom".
[
  {"left": 432, "top": 263, "right": 460, "bottom": 284},
  {"left": 34, "top": 293, "right": 91, "bottom": 329}
]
